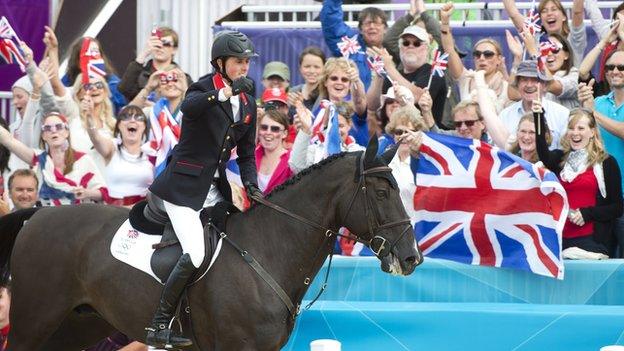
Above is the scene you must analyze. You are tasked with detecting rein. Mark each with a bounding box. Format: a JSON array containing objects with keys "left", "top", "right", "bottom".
[{"left": 218, "top": 153, "right": 414, "bottom": 321}]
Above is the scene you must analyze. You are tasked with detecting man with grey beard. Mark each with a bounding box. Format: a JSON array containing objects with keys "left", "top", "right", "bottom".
[
  {"left": 499, "top": 60, "right": 569, "bottom": 150},
  {"left": 368, "top": 25, "right": 447, "bottom": 128}
]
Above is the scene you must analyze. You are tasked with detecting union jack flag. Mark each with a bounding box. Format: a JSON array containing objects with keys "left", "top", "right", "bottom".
[
  {"left": 366, "top": 54, "right": 388, "bottom": 80},
  {"left": 537, "top": 36, "right": 560, "bottom": 75},
  {"left": 336, "top": 35, "right": 362, "bottom": 58},
  {"left": 523, "top": 2, "right": 542, "bottom": 35},
  {"left": 144, "top": 98, "right": 181, "bottom": 176},
  {"left": 0, "top": 16, "right": 26, "bottom": 72},
  {"left": 412, "top": 133, "right": 567, "bottom": 279},
  {"left": 430, "top": 50, "right": 449, "bottom": 78},
  {"left": 79, "top": 37, "right": 107, "bottom": 84}
]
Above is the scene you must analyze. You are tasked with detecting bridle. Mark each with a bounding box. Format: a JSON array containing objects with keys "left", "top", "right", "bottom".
[{"left": 215, "top": 153, "right": 419, "bottom": 321}]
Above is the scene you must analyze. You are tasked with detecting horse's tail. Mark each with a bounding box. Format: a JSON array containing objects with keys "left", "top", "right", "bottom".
[{"left": 0, "top": 207, "right": 41, "bottom": 278}]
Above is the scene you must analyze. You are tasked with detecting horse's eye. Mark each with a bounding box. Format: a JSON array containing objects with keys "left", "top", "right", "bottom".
[{"left": 375, "top": 189, "right": 388, "bottom": 199}]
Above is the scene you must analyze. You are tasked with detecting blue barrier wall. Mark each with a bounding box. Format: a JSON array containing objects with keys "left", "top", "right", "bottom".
[{"left": 282, "top": 257, "right": 624, "bottom": 351}]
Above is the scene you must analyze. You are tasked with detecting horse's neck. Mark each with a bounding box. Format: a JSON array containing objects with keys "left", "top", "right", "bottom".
[{"left": 232, "top": 158, "right": 352, "bottom": 300}]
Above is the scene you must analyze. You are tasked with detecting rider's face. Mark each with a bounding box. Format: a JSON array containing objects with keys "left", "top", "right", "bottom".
[{"left": 222, "top": 57, "right": 250, "bottom": 81}]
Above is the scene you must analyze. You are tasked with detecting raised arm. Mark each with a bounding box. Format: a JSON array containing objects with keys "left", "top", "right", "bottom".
[
  {"left": 81, "top": 93, "right": 115, "bottom": 162},
  {"left": 346, "top": 62, "right": 367, "bottom": 116},
  {"left": 579, "top": 23, "right": 619, "bottom": 80},
  {"left": 502, "top": 0, "right": 527, "bottom": 33},
  {"left": 474, "top": 71, "right": 509, "bottom": 148},
  {"left": 439, "top": 2, "right": 464, "bottom": 81},
  {"left": 584, "top": 0, "right": 611, "bottom": 39},
  {"left": 320, "top": 0, "right": 358, "bottom": 57},
  {"left": 533, "top": 102, "right": 563, "bottom": 172},
  {"left": 572, "top": 0, "right": 585, "bottom": 28},
  {"left": 0, "top": 124, "right": 36, "bottom": 165}
]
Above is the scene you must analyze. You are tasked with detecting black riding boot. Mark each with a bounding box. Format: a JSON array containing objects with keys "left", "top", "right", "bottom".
[{"left": 145, "top": 253, "right": 196, "bottom": 348}]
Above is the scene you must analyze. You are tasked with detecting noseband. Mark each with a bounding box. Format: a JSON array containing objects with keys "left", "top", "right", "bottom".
[{"left": 341, "top": 155, "right": 413, "bottom": 258}]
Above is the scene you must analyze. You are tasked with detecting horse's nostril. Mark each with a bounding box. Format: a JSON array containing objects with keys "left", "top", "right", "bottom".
[{"left": 405, "top": 256, "right": 417, "bottom": 264}]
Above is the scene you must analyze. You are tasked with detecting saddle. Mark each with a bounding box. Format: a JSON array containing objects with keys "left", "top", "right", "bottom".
[{"left": 128, "top": 200, "right": 239, "bottom": 284}]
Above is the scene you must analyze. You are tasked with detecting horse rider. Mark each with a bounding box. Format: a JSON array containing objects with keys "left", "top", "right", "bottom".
[{"left": 144, "top": 30, "right": 263, "bottom": 348}]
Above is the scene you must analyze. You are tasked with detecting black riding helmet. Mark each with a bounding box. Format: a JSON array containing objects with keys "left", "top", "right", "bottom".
[{"left": 211, "top": 30, "right": 258, "bottom": 82}]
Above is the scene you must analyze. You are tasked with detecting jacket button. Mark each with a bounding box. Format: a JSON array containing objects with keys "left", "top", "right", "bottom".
[
  {"left": 226, "top": 136, "right": 230, "bottom": 140},
  {"left": 222, "top": 148, "right": 226, "bottom": 152}
]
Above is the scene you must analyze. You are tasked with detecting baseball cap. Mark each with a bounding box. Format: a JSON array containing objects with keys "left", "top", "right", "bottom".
[
  {"left": 262, "top": 87, "right": 288, "bottom": 104},
  {"left": 399, "top": 25, "right": 430, "bottom": 44},
  {"left": 262, "top": 61, "right": 290, "bottom": 81}
]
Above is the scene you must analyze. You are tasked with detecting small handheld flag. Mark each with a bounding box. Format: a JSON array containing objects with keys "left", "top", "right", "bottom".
[
  {"left": 426, "top": 49, "right": 449, "bottom": 89},
  {"left": 79, "top": 37, "right": 107, "bottom": 84},
  {"left": 0, "top": 16, "right": 26, "bottom": 72},
  {"left": 337, "top": 35, "right": 362, "bottom": 58},
  {"left": 366, "top": 54, "right": 388, "bottom": 80},
  {"left": 523, "top": 0, "right": 542, "bottom": 35}
]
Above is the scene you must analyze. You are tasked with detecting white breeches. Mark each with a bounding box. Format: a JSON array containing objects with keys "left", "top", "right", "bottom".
[{"left": 163, "top": 200, "right": 205, "bottom": 268}]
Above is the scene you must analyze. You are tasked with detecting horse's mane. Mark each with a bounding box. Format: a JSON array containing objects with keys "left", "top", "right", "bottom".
[{"left": 260, "top": 151, "right": 361, "bottom": 202}]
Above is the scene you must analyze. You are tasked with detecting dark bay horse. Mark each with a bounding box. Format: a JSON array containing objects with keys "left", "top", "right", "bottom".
[{"left": 0, "top": 139, "right": 422, "bottom": 350}]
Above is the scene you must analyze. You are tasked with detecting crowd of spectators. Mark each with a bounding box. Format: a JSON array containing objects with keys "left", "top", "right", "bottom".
[{"left": 2, "top": 0, "right": 624, "bottom": 349}]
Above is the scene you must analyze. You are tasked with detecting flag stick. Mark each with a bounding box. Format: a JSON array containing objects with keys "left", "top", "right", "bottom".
[
  {"left": 426, "top": 71, "right": 433, "bottom": 90},
  {"left": 537, "top": 84, "right": 541, "bottom": 135}
]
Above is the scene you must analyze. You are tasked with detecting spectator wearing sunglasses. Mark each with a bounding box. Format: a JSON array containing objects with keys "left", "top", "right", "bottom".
[
  {"left": 499, "top": 61, "right": 569, "bottom": 151},
  {"left": 419, "top": 86, "right": 490, "bottom": 143},
  {"left": 368, "top": 25, "right": 447, "bottom": 129},
  {"left": 510, "top": 31, "right": 579, "bottom": 109},
  {"left": 0, "top": 112, "right": 107, "bottom": 206},
  {"left": 385, "top": 104, "right": 428, "bottom": 220},
  {"left": 260, "top": 88, "right": 295, "bottom": 147},
  {"left": 503, "top": 0, "right": 586, "bottom": 69},
  {"left": 316, "top": 58, "right": 368, "bottom": 146},
  {"left": 118, "top": 26, "right": 192, "bottom": 102},
  {"left": 579, "top": 49, "right": 624, "bottom": 257},
  {"left": 86, "top": 105, "right": 153, "bottom": 207},
  {"left": 375, "top": 85, "right": 415, "bottom": 154},
  {"left": 255, "top": 110, "right": 294, "bottom": 194},
  {"left": 65, "top": 75, "right": 117, "bottom": 173},
  {"left": 60, "top": 35, "right": 127, "bottom": 113},
  {"left": 439, "top": 3, "right": 510, "bottom": 114},
  {"left": 320, "top": 0, "right": 388, "bottom": 90}
]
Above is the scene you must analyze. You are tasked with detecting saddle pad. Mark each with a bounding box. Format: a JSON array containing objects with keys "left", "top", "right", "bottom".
[{"left": 110, "top": 219, "right": 223, "bottom": 283}]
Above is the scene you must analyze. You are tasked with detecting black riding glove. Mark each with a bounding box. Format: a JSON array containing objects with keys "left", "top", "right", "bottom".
[
  {"left": 231, "top": 77, "right": 254, "bottom": 96},
  {"left": 244, "top": 182, "right": 263, "bottom": 201}
]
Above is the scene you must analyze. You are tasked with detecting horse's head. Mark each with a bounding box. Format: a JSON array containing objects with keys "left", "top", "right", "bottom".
[{"left": 341, "top": 137, "right": 423, "bottom": 275}]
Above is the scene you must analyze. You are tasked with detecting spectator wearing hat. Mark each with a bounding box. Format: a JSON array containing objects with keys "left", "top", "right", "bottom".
[
  {"left": 499, "top": 61, "right": 569, "bottom": 150},
  {"left": 368, "top": 25, "right": 447, "bottom": 128},
  {"left": 382, "top": 0, "right": 464, "bottom": 127},
  {"left": 261, "top": 88, "right": 289, "bottom": 116},
  {"left": 262, "top": 61, "right": 290, "bottom": 91},
  {"left": 374, "top": 85, "right": 415, "bottom": 154},
  {"left": 320, "top": 0, "right": 388, "bottom": 90}
]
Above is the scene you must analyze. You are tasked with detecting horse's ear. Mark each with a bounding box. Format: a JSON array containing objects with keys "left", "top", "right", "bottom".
[
  {"left": 363, "top": 135, "right": 379, "bottom": 168},
  {"left": 380, "top": 143, "right": 399, "bottom": 165}
]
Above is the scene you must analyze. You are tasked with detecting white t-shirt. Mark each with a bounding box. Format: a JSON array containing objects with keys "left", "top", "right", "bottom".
[{"left": 105, "top": 146, "right": 153, "bottom": 198}]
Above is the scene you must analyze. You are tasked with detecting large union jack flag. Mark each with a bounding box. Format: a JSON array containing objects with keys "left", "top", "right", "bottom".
[
  {"left": 143, "top": 98, "right": 181, "bottom": 176},
  {"left": 412, "top": 133, "right": 567, "bottom": 279}
]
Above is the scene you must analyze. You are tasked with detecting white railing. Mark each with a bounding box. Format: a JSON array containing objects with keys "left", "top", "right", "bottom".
[
  {"left": 241, "top": 1, "right": 620, "bottom": 23},
  {"left": 0, "top": 91, "right": 14, "bottom": 125}
]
